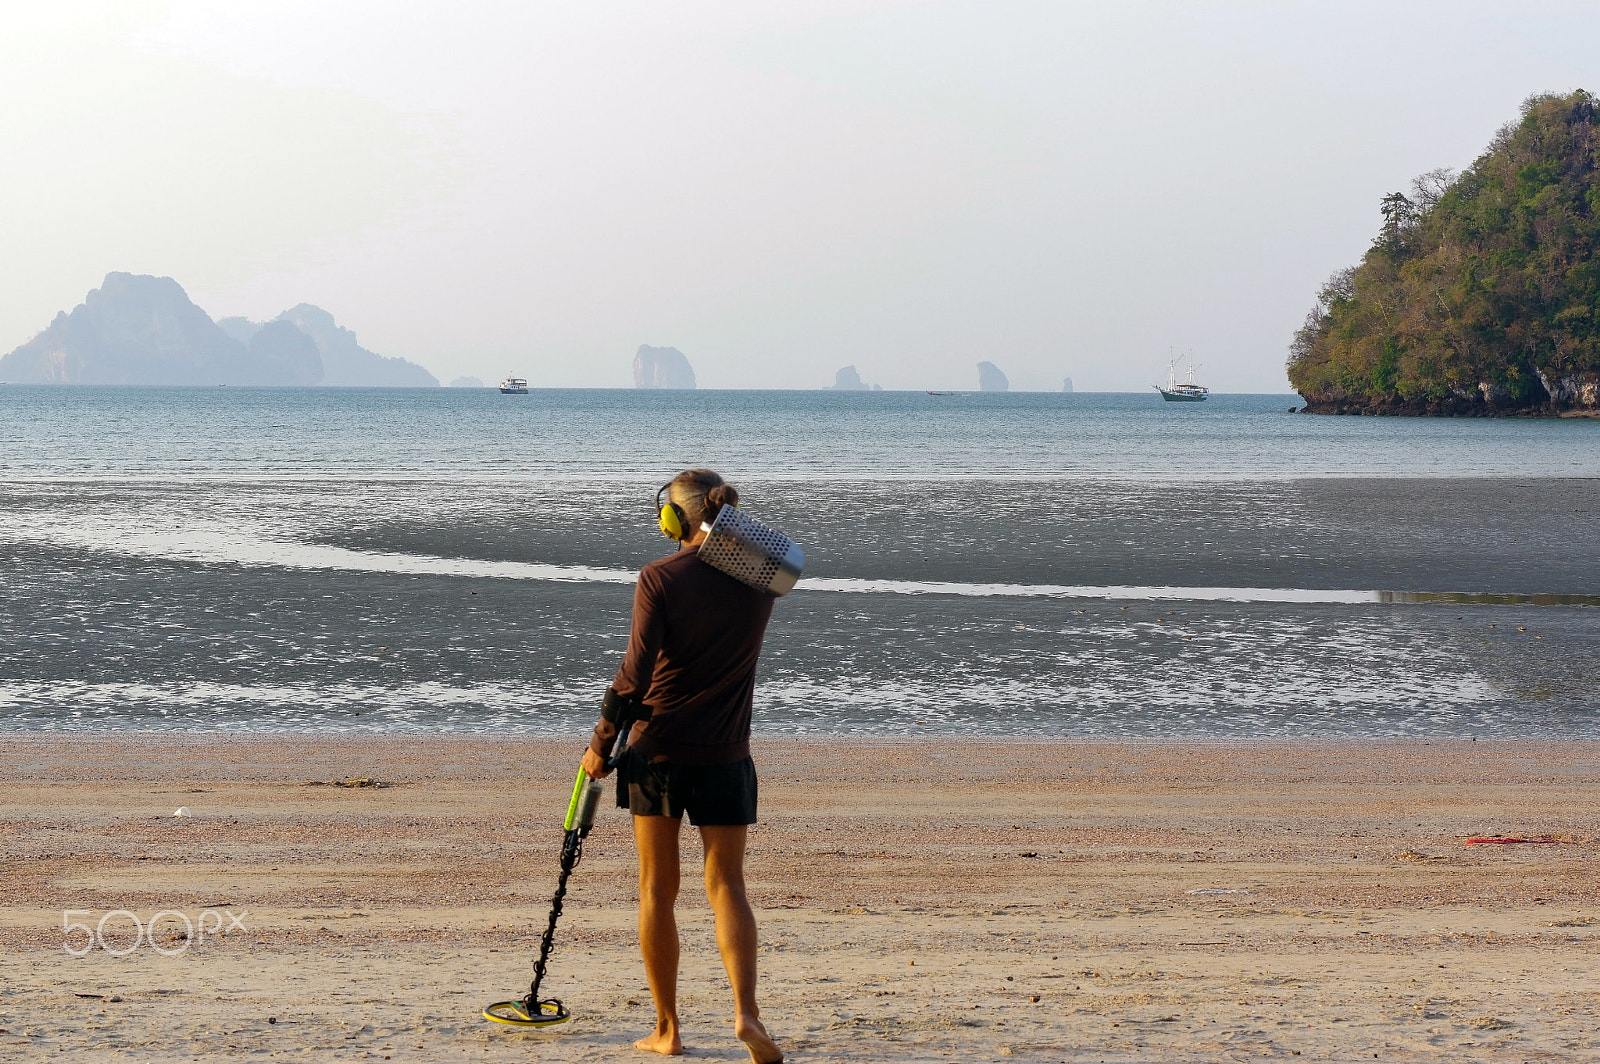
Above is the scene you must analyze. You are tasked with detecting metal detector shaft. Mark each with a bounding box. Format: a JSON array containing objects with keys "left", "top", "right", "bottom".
[
  {"left": 494, "top": 693, "right": 647, "bottom": 1026},
  {"left": 526, "top": 768, "right": 601, "bottom": 1008},
  {"left": 520, "top": 693, "right": 643, "bottom": 1014}
]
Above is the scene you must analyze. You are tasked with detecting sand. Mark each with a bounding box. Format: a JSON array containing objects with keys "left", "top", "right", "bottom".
[{"left": 1, "top": 737, "right": 1596, "bottom": 1062}]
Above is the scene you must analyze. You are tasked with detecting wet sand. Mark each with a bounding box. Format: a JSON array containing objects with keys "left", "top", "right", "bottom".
[
  {"left": 4, "top": 477, "right": 1599, "bottom": 737},
  {"left": 284, "top": 476, "right": 1600, "bottom": 592},
  {"left": 1, "top": 737, "right": 1596, "bottom": 1061}
]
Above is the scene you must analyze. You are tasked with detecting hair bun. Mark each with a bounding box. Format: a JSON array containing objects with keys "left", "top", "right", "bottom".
[{"left": 705, "top": 483, "right": 739, "bottom": 512}]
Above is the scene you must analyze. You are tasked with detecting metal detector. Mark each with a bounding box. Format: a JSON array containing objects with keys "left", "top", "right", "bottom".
[{"left": 482, "top": 698, "right": 648, "bottom": 1028}]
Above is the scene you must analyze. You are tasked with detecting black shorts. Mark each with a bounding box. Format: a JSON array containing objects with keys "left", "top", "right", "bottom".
[{"left": 618, "top": 753, "right": 758, "bottom": 826}]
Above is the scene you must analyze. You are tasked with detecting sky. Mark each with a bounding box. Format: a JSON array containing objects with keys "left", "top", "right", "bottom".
[{"left": 3, "top": 1, "right": 1599, "bottom": 392}]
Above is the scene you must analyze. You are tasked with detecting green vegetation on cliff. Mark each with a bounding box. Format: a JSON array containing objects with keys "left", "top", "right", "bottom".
[{"left": 1289, "top": 90, "right": 1600, "bottom": 415}]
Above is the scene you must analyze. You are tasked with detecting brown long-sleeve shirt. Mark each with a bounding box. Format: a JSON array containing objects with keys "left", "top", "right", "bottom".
[{"left": 600, "top": 545, "right": 774, "bottom": 765}]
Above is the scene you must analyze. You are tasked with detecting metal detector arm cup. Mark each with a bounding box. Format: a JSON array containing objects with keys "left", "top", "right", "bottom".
[
  {"left": 601, "top": 687, "right": 649, "bottom": 771},
  {"left": 605, "top": 730, "right": 630, "bottom": 772}
]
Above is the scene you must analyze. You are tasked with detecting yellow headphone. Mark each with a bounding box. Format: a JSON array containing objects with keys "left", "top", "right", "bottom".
[
  {"left": 656, "top": 483, "right": 688, "bottom": 541},
  {"left": 656, "top": 480, "right": 738, "bottom": 540}
]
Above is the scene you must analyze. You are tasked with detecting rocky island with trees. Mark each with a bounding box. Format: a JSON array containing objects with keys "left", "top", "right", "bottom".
[{"left": 1289, "top": 90, "right": 1600, "bottom": 416}]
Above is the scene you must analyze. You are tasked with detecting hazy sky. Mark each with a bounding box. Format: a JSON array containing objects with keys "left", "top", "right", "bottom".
[{"left": 4, "top": 2, "right": 1598, "bottom": 391}]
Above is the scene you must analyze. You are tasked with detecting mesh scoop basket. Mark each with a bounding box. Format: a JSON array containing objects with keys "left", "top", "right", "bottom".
[{"left": 697, "top": 506, "right": 804, "bottom": 596}]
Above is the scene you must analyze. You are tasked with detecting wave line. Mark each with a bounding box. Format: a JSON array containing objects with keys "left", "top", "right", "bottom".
[{"left": 6, "top": 517, "right": 1591, "bottom": 605}]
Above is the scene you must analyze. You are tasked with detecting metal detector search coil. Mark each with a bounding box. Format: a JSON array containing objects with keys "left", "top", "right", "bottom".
[
  {"left": 482, "top": 999, "right": 569, "bottom": 1027},
  {"left": 697, "top": 506, "right": 804, "bottom": 596}
]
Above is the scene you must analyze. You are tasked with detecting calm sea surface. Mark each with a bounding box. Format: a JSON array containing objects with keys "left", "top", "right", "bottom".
[
  {"left": 4, "top": 386, "right": 1598, "bottom": 479},
  {"left": 1, "top": 386, "right": 1596, "bottom": 738}
]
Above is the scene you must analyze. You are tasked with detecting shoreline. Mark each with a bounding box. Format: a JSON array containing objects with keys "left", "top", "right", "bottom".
[
  {"left": 1, "top": 731, "right": 1593, "bottom": 749},
  {"left": 2, "top": 733, "right": 1595, "bottom": 762},
  {"left": 4, "top": 736, "right": 1596, "bottom": 1061}
]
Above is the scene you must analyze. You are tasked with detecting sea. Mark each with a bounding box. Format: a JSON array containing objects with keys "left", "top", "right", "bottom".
[{"left": 2, "top": 386, "right": 1597, "bottom": 739}]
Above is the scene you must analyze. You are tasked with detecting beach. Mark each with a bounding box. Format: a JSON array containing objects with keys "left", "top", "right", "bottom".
[
  {"left": 2, "top": 389, "right": 1598, "bottom": 1060},
  {"left": 3, "top": 736, "right": 1596, "bottom": 1062}
]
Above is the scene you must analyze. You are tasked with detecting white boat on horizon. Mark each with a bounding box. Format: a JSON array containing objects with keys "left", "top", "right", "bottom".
[
  {"left": 1154, "top": 355, "right": 1208, "bottom": 402},
  {"left": 498, "top": 377, "right": 528, "bottom": 394}
]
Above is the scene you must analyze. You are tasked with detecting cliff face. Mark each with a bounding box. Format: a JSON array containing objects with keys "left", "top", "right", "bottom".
[
  {"left": 977, "top": 361, "right": 1009, "bottom": 392},
  {"left": 0, "top": 274, "right": 437, "bottom": 387},
  {"left": 1289, "top": 90, "right": 1600, "bottom": 416},
  {"left": 276, "top": 304, "right": 438, "bottom": 387},
  {"left": 633, "top": 345, "right": 696, "bottom": 389},
  {"left": 1301, "top": 374, "right": 1600, "bottom": 416}
]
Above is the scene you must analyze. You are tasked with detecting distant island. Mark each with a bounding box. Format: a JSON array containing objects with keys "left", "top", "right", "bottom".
[
  {"left": 830, "top": 365, "right": 882, "bottom": 391},
  {"left": 0, "top": 272, "right": 438, "bottom": 387},
  {"left": 1289, "top": 91, "right": 1600, "bottom": 416},
  {"left": 977, "top": 361, "right": 1009, "bottom": 392},
  {"left": 633, "top": 345, "right": 696, "bottom": 389}
]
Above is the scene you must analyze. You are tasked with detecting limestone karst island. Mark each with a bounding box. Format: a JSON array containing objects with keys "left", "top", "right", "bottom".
[
  {"left": 0, "top": 273, "right": 436, "bottom": 387},
  {"left": 1289, "top": 90, "right": 1600, "bottom": 417}
]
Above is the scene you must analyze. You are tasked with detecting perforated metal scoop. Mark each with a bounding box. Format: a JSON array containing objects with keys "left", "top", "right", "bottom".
[{"left": 697, "top": 506, "right": 804, "bottom": 596}]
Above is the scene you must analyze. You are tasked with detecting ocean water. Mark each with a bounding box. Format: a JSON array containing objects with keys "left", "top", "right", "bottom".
[
  {"left": 5, "top": 386, "right": 1599, "bottom": 479},
  {"left": 1, "top": 385, "right": 1597, "bottom": 738}
]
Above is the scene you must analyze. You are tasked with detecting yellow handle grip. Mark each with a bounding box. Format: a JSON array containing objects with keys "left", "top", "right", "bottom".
[{"left": 563, "top": 766, "right": 589, "bottom": 831}]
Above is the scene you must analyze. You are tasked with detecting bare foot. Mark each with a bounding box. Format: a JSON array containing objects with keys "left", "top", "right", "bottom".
[
  {"left": 735, "top": 1016, "right": 783, "bottom": 1064},
  {"left": 634, "top": 1027, "right": 683, "bottom": 1056}
]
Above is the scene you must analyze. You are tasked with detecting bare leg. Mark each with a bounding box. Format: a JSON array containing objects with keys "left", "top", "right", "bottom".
[
  {"left": 701, "top": 825, "right": 783, "bottom": 1064},
  {"left": 634, "top": 814, "right": 684, "bottom": 1056}
]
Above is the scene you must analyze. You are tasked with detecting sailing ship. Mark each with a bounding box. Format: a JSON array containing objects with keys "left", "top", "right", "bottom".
[{"left": 1153, "top": 355, "right": 1208, "bottom": 402}]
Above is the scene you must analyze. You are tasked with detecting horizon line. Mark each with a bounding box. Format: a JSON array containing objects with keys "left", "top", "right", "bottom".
[{"left": 0, "top": 382, "right": 1301, "bottom": 396}]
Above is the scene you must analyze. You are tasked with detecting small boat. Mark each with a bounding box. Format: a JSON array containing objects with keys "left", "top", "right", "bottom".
[
  {"left": 1154, "top": 355, "right": 1208, "bottom": 402},
  {"left": 926, "top": 390, "right": 955, "bottom": 396},
  {"left": 498, "top": 377, "right": 529, "bottom": 394}
]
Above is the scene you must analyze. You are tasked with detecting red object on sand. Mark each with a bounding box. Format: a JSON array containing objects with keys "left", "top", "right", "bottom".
[{"left": 1463, "top": 837, "right": 1564, "bottom": 845}]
